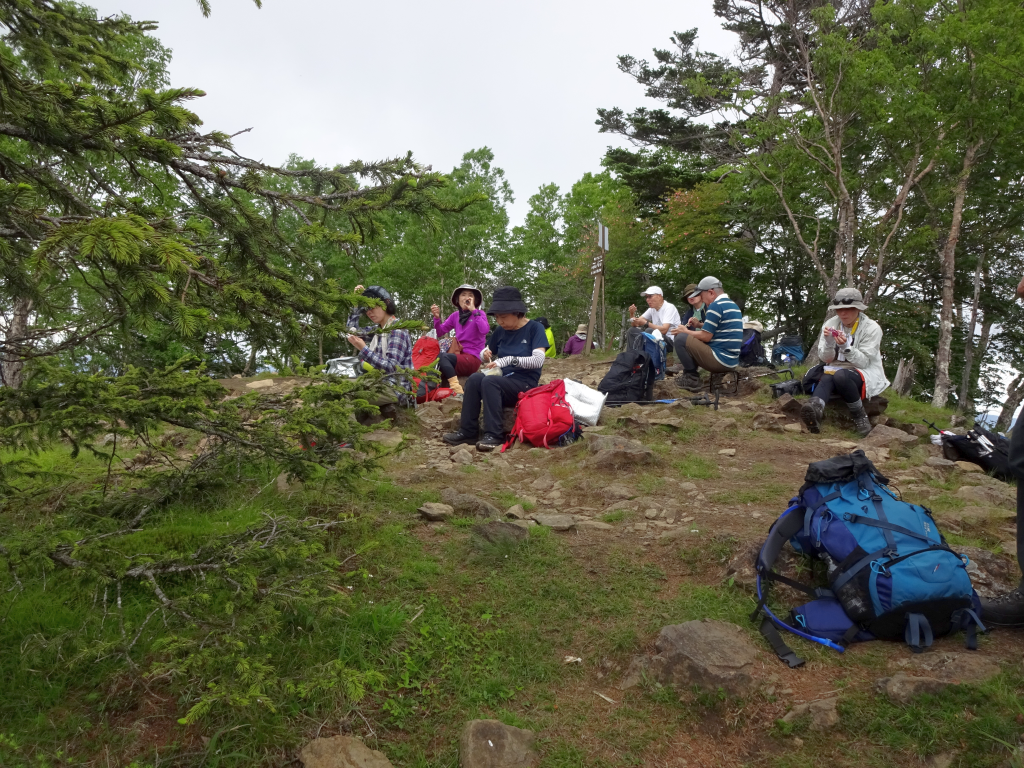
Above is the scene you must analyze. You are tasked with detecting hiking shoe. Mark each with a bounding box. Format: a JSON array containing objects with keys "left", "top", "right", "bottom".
[
  {"left": 848, "top": 400, "right": 872, "bottom": 437},
  {"left": 666, "top": 364, "right": 685, "bottom": 375},
  {"left": 981, "top": 589, "right": 1024, "bottom": 627},
  {"left": 676, "top": 372, "right": 704, "bottom": 392},
  {"left": 442, "top": 429, "right": 477, "bottom": 446},
  {"left": 800, "top": 397, "right": 825, "bottom": 433},
  {"left": 476, "top": 434, "right": 504, "bottom": 452}
]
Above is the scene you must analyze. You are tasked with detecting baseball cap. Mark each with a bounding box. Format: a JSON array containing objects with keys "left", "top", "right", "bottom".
[
  {"left": 687, "top": 276, "right": 722, "bottom": 299},
  {"left": 640, "top": 286, "right": 664, "bottom": 297}
]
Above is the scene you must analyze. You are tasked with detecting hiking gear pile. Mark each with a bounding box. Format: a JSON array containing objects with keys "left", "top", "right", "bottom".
[
  {"left": 753, "top": 451, "right": 984, "bottom": 668},
  {"left": 771, "top": 334, "right": 806, "bottom": 365},
  {"left": 941, "top": 425, "right": 1013, "bottom": 482}
]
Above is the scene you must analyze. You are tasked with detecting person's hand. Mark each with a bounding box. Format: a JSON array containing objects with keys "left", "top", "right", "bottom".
[
  {"left": 430, "top": 304, "right": 441, "bottom": 319},
  {"left": 482, "top": 348, "right": 494, "bottom": 362},
  {"left": 347, "top": 334, "right": 366, "bottom": 351},
  {"left": 483, "top": 361, "right": 498, "bottom": 369},
  {"left": 1017, "top": 275, "right": 1024, "bottom": 299},
  {"left": 459, "top": 294, "right": 475, "bottom": 310},
  {"left": 354, "top": 284, "right": 365, "bottom": 293},
  {"left": 829, "top": 328, "right": 847, "bottom": 345},
  {"left": 628, "top": 304, "right": 637, "bottom": 317},
  {"left": 687, "top": 317, "right": 701, "bottom": 329}
]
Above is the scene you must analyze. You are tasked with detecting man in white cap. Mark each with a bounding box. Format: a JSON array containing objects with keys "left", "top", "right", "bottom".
[
  {"left": 628, "top": 286, "right": 681, "bottom": 335},
  {"left": 670, "top": 276, "right": 743, "bottom": 391}
]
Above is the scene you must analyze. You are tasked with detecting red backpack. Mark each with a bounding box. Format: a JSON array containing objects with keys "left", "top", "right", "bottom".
[
  {"left": 501, "top": 379, "right": 581, "bottom": 452},
  {"left": 411, "top": 337, "right": 453, "bottom": 403}
]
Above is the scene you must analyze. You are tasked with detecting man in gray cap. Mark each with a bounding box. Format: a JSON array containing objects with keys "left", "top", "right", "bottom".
[{"left": 670, "top": 276, "right": 743, "bottom": 391}]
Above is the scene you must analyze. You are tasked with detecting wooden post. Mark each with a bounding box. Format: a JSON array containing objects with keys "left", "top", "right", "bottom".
[
  {"left": 601, "top": 273, "right": 607, "bottom": 351},
  {"left": 583, "top": 274, "right": 600, "bottom": 357}
]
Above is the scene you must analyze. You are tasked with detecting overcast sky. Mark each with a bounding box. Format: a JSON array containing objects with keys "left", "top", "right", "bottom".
[{"left": 90, "top": 0, "right": 735, "bottom": 224}]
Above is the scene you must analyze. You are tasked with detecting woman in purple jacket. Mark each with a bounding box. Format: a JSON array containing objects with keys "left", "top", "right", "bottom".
[
  {"left": 562, "top": 324, "right": 594, "bottom": 355},
  {"left": 430, "top": 284, "right": 489, "bottom": 395}
]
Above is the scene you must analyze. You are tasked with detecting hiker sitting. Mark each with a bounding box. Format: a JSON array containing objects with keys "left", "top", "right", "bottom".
[
  {"left": 628, "top": 286, "right": 681, "bottom": 336},
  {"left": 800, "top": 287, "right": 890, "bottom": 438},
  {"left": 563, "top": 324, "right": 594, "bottom": 355},
  {"left": 670, "top": 276, "right": 742, "bottom": 391},
  {"left": 535, "top": 317, "right": 558, "bottom": 359},
  {"left": 430, "top": 284, "right": 489, "bottom": 396},
  {"left": 681, "top": 283, "right": 706, "bottom": 329},
  {"left": 443, "top": 287, "right": 549, "bottom": 452},
  {"left": 346, "top": 285, "right": 413, "bottom": 404}
]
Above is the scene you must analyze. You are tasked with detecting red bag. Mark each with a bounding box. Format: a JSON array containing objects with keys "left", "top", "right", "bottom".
[
  {"left": 417, "top": 387, "right": 454, "bottom": 404},
  {"left": 411, "top": 337, "right": 441, "bottom": 395},
  {"left": 501, "top": 379, "right": 580, "bottom": 452}
]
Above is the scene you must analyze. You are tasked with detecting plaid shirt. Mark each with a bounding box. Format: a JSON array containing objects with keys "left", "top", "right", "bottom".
[{"left": 347, "top": 309, "right": 413, "bottom": 404}]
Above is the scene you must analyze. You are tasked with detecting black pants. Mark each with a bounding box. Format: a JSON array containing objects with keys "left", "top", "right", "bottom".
[
  {"left": 460, "top": 372, "right": 532, "bottom": 440},
  {"left": 1009, "top": 417, "right": 1024, "bottom": 586},
  {"left": 437, "top": 353, "right": 458, "bottom": 385},
  {"left": 812, "top": 368, "right": 863, "bottom": 405}
]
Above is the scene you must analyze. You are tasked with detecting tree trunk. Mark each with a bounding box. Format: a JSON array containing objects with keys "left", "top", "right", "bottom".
[
  {"left": 243, "top": 345, "right": 258, "bottom": 377},
  {"left": 893, "top": 358, "right": 917, "bottom": 397},
  {"left": 956, "top": 251, "right": 985, "bottom": 412},
  {"left": 932, "top": 140, "right": 983, "bottom": 408},
  {"left": 1, "top": 297, "right": 33, "bottom": 390},
  {"left": 996, "top": 372, "right": 1024, "bottom": 432}
]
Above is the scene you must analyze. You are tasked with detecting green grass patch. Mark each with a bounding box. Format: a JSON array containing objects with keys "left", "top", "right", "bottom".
[
  {"left": 672, "top": 454, "right": 720, "bottom": 479},
  {"left": 599, "top": 509, "right": 631, "bottom": 524}
]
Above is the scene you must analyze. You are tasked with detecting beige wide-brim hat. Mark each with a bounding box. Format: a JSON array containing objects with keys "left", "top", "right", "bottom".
[
  {"left": 828, "top": 287, "right": 868, "bottom": 311},
  {"left": 576, "top": 324, "right": 588, "bottom": 335}
]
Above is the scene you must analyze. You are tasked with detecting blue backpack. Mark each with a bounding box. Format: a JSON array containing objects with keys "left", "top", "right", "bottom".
[{"left": 753, "top": 451, "right": 984, "bottom": 668}]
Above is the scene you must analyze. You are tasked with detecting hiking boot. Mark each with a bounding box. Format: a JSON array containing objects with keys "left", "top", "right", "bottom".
[
  {"left": 800, "top": 397, "right": 826, "bottom": 434},
  {"left": 981, "top": 589, "right": 1024, "bottom": 627},
  {"left": 442, "top": 429, "right": 477, "bottom": 446},
  {"left": 666, "top": 364, "right": 685, "bottom": 375},
  {"left": 848, "top": 400, "right": 872, "bottom": 437},
  {"left": 676, "top": 372, "right": 704, "bottom": 392},
  {"left": 476, "top": 434, "right": 504, "bottom": 452}
]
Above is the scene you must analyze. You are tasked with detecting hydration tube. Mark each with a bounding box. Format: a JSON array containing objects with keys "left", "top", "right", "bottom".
[{"left": 757, "top": 506, "right": 847, "bottom": 654}]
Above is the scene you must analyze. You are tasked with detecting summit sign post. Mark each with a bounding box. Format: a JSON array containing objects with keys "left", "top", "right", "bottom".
[{"left": 584, "top": 223, "right": 609, "bottom": 357}]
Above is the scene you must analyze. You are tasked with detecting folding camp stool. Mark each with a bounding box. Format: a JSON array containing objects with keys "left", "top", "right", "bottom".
[{"left": 711, "top": 370, "right": 739, "bottom": 396}]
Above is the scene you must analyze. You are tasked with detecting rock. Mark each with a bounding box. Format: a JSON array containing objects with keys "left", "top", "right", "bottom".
[
  {"left": 718, "top": 448, "right": 737, "bottom": 457},
  {"left": 658, "top": 528, "right": 689, "bottom": 543},
  {"left": 472, "top": 520, "right": 529, "bottom": 545},
  {"left": 576, "top": 520, "right": 615, "bottom": 531},
  {"left": 276, "top": 471, "right": 302, "bottom": 494},
  {"left": 950, "top": 414, "right": 966, "bottom": 428},
  {"left": 896, "top": 650, "right": 1001, "bottom": 683},
  {"left": 504, "top": 504, "right": 526, "bottom": 520},
  {"left": 955, "top": 461, "right": 983, "bottom": 473},
  {"left": 646, "top": 620, "right": 760, "bottom": 695},
  {"left": 957, "top": 546, "right": 1018, "bottom": 599},
  {"left": 418, "top": 502, "right": 455, "bottom": 521},
  {"left": 530, "top": 476, "right": 554, "bottom": 491},
  {"left": 861, "top": 424, "right": 919, "bottom": 450},
  {"left": 364, "top": 430, "right": 404, "bottom": 449},
  {"left": 246, "top": 378, "right": 275, "bottom": 390},
  {"left": 618, "top": 655, "right": 651, "bottom": 690},
  {"left": 299, "top": 735, "right": 394, "bottom": 768},
  {"left": 875, "top": 674, "right": 951, "bottom": 704},
  {"left": 956, "top": 485, "right": 1014, "bottom": 508},
  {"left": 752, "top": 412, "right": 787, "bottom": 431},
  {"left": 783, "top": 423, "right": 804, "bottom": 433},
  {"left": 717, "top": 418, "right": 738, "bottom": 430},
  {"left": 451, "top": 449, "right": 475, "bottom": 465},
  {"left": 861, "top": 447, "right": 890, "bottom": 463},
  {"left": 459, "top": 719, "right": 538, "bottom": 768},
  {"left": 602, "top": 483, "right": 637, "bottom": 501},
  {"left": 925, "top": 457, "right": 956, "bottom": 469},
  {"left": 439, "top": 488, "right": 502, "bottom": 519},
  {"left": 644, "top": 508, "right": 660, "bottom": 520},
  {"left": 782, "top": 698, "right": 839, "bottom": 731},
  {"left": 530, "top": 513, "right": 575, "bottom": 531},
  {"left": 585, "top": 434, "right": 655, "bottom": 469},
  {"left": 928, "top": 755, "right": 954, "bottom": 768},
  {"left": 900, "top": 423, "right": 930, "bottom": 438}
]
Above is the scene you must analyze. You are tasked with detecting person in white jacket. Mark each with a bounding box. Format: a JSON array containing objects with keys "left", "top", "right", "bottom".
[{"left": 801, "top": 287, "right": 890, "bottom": 437}]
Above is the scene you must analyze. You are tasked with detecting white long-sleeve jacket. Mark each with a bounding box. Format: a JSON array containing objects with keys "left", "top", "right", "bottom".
[{"left": 817, "top": 313, "right": 891, "bottom": 399}]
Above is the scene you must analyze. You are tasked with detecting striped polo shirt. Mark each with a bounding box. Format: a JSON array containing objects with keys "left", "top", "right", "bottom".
[{"left": 702, "top": 293, "right": 743, "bottom": 368}]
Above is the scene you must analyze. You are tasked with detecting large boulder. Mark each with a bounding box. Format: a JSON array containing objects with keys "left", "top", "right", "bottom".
[
  {"left": 530, "top": 513, "right": 575, "bottom": 531},
  {"left": 472, "top": 520, "right": 529, "bottom": 545},
  {"left": 418, "top": 503, "right": 455, "bottom": 521},
  {"left": 459, "top": 720, "right": 539, "bottom": 768},
  {"left": 859, "top": 424, "right": 920, "bottom": 451},
  {"left": 876, "top": 651, "right": 1001, "bottom": 704},
  {"left": 300, "top": 736, "right": 394, "bottom": 768},
  {"left": 955, "top": 484, "right": 1015, "bottom": 509},
  {"left": 959, "top": 546, "right": 1018, "bottom": 598},
  {"left": 584, "top": 434, "right": 655, "bottom": 469},
  {"left": 646, "top": 620, "right": 761, "bottom": 695}
]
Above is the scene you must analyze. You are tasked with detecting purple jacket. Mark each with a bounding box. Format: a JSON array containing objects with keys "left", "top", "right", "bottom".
[
  {"left": 563, "top": 335, "right": 589, "bottom": 355},
  {"left": 433, "top": 310, "right": 490, "bottom": 357}
]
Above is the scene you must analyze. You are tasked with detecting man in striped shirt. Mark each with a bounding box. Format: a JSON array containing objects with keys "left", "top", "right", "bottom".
[{"left": 670, "top": 276, "right": 743, "bottom": 392}]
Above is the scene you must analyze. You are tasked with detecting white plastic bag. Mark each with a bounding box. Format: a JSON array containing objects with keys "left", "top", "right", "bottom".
[{"left": 563, "top": 378, "right": 607, "bottom": 427}]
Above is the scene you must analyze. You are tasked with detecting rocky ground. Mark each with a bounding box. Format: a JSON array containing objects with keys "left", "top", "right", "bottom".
[{"left": 342, "top": 355, "right": 1022, "bottom": 768}]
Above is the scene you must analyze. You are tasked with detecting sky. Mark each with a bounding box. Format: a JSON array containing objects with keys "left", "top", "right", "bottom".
[{"left": 89, "top": 0, "right": 736, "bottom": 224}]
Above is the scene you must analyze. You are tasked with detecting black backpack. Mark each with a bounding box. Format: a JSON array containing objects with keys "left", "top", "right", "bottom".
[
  {"left": 942, "top": 426, "right": 1013, "bottom": 481},
  {"left": 739, "top": 327, "right": 767, "bottom": 367},
  {"left": 599, "top": 350, "right": 655, "bottom": 404}
]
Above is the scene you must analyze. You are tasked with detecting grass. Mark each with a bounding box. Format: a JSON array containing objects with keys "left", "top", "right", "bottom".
[{"left": 673, "top": 454, "right": 720, "bottom": 480}]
